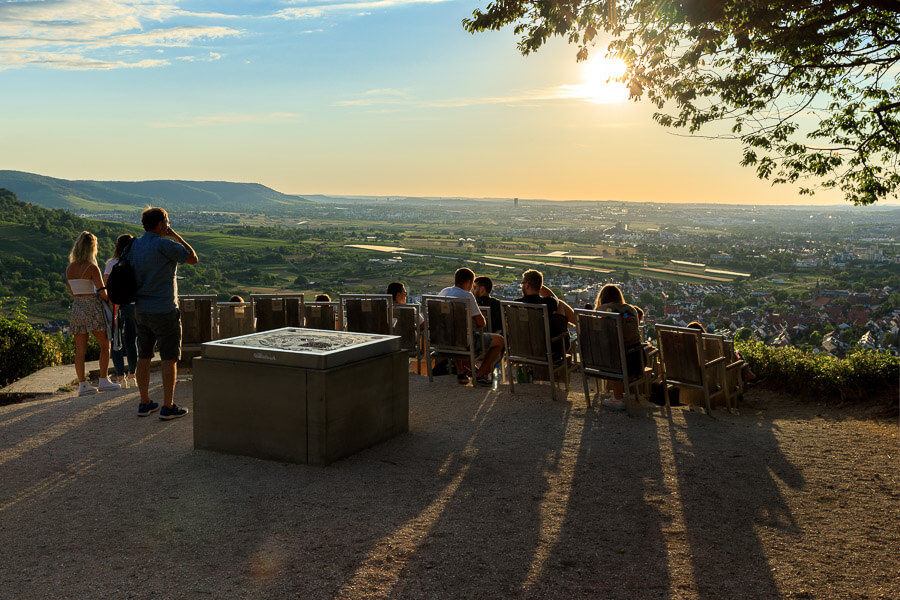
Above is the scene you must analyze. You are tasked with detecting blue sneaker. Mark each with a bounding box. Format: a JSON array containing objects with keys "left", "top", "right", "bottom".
[
  {"left": 137, "top": 401, "right": 160, "bottom": 417},
  {"left": 159, "top": 404, "right": 189, "bottom": 420}
]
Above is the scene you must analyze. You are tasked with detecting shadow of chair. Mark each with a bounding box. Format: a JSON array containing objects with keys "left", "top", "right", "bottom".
[
  {"left": 657, "top": 325, "right": 727, "bottom": 415},
  {"left": 501, "top": 300, "right": 574, "bottom": 402},
  {"left": 302, "top": 301, "right": 339, "bottom": 331},
  {"left": 575, "top": 308, "right": 658, "bottom": 413},
  {"left": 421, "top": 295, "right": 476, "bottom": 387},
  {"left": 340, "top": 294, "right": 393, "bottom": 335},
  {"left": 178, "top": 295, "right": 217, "bottom": 353},
  {"left": 217, "top": 300, "right": 253, "bottom": 339},
  {"left": 251, "top": 293, "right": 304, "bottom": 332}
]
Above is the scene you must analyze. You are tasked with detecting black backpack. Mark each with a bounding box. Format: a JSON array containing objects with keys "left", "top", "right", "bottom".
[{"left": 105, "top": 240, "right": 138, "bottom": 305}]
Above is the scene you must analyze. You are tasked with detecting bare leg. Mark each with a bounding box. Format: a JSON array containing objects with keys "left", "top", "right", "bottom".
[
  {"left": 161, "top": 359, "right": 177, "bottom": 408},
  {"left": 137, "top": 357, "right": 152, "bottom": 404},
  {"left": 74, "top": 333, "right": 88, "bottom": 381},
  {"left": 92, "top": 329, "right": 111, "bottom": 379},
  {"left": 476, "top": 336, "right": 505, "bottom": 377}
]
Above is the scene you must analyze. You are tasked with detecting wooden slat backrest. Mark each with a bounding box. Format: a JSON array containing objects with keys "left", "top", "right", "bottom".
[
  {"left": 577, "top": 310, "right": 624, "bottom": 375},
  {"left": 723, "top": 339, "right": 737, "bottom": 360},
  {"left": 343, "top": 296, "right": 391, "bottom": 335},
  {"left": 701, "top": 334, "right": 725, "bottom": 362},
  {"left": 251, "top": 294, "right": 304, "bottom": 332},
  {"left": 503, "top": 302, "right": 550, "bottom": 363},
  {"left": 392, "top": 305, "right": 418, "bottom": 353},
  {"left": 658, "top": 326, "right": 703, "bottom": 386},
  {"left": 218, "top": 302, "right": 252, "bottom": 338},
  {"left": 424, "top": 297, "right": 469, "bottom": 351},
  {"left": 303, "top": 302, "right": 338, "bottom": 331},
  {"left": 179, "top": 295, "right": 216, "bottom": 346},
  {"left": 284, "top": 297, "right": 303, "bottom": 327},
  {"left": 479, "top": 306, "right": 492, "bottom": 333}
]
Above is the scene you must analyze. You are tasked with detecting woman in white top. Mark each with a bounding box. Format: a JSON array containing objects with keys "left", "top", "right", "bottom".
[{"left": 65, "top": 231, "right": 119, "bottom": 396}]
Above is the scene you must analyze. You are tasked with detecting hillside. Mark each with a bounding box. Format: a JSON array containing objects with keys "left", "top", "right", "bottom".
[{"left": 0, "top": 171, "right": 314, "bottom": 214}]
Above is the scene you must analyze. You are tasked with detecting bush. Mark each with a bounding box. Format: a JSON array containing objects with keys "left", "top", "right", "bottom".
[
  {"left": 736, "top": 340, "right": 899, "bottom": 403},
  {"left": 0, "top": 300, "right": 64, "bottom": 387}
]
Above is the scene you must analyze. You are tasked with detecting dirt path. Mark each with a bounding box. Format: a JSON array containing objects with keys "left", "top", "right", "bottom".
[{"left": 0, "top": 374, "right": 896, "bottom": 599}]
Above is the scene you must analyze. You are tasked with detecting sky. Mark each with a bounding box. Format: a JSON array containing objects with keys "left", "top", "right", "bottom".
[{"left": 0, "top": 0, "right": 864, "bottom": 205}]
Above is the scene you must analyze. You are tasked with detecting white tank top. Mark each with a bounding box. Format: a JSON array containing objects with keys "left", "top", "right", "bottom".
[
  {"left": 68, "top": 264, "right": 96, "bottom": 296},
  {"left": 69, "top": 279, "right": 96, "bottom": 295}
]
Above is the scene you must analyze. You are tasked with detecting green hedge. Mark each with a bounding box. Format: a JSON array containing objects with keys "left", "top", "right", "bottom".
[
  {"left": 736, "top": 340, "right": 899, "bottom": 402},
  {"left": 0, "top": 299, "right": 100, "bottom": 387}
]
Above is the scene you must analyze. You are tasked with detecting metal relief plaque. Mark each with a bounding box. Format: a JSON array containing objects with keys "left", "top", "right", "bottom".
[{"left": 202, "top": 327, "right": 400, "bottom": 369}]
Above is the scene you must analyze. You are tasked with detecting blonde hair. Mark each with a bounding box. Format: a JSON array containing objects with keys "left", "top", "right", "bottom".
[{"left": 69, "top": 231, "right": 98, "bottom": 265}]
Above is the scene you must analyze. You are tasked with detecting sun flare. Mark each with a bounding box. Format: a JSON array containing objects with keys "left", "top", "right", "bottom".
[{"left": 579, "top": 56, "right": 629, "bottom": 104}]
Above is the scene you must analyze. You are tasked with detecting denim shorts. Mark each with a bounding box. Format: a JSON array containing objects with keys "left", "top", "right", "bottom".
[
  {"left": 473, "top": 332, "right": 495, "bottom": 357},
  {"left": 136, "top": 309, "right": 182, "bottom": 361}
]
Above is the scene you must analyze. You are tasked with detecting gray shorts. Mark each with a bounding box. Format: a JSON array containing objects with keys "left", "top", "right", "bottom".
[{"left": 136, "top": 309, "right": 181, "bottom": 361}]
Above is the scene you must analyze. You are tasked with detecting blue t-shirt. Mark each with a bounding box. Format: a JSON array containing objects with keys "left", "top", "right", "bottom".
[{"left": 131, "top": 231, "right": 190, "bottom": 314}]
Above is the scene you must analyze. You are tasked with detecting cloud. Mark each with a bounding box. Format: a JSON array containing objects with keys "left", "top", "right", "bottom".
[
  {"left": 152, "top": 111, "right": 303, "bottom": 128},
  {"left": 336, "top": 83, "right": 631, "bottom": 109},
  {"left": 0, "top": 51, "right": 170, "bottom": 71},
  {"left": 175, "top": 51, "right": 223, "bottom": 62},
  {"left": 274, "top": 0, "right": 453, "bottom": 20},
  {"left": 0, "top": 0, "right": 458, "bottom": 70},
  {"left": 0, "top": 1, "right": 242, "bottom": 70},
  {"left": 335, "top": 87, "right": 413, "bottom": 106}
]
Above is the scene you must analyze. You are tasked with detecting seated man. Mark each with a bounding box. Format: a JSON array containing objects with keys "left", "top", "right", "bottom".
[
  {"left": 473, "top": 276, "right": 503, "bottom": 335},
  {"left": 516, "top": 269, "right": 575, "bottom": 359},
  {"left": 438, "top": 268, "right": 505, "bottom": 385}
]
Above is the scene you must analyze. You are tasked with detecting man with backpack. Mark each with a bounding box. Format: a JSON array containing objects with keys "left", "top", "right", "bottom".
[{"left": 131, "top": 207, "right": 198, "bottom": 419}]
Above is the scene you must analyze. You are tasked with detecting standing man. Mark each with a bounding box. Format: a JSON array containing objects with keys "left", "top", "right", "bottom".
[
  {"left": 438, "top": 268, "right": 504, "bottom": 385},
  {"left": 473, "top": 276, "right": 503, "bottom": 335},
  {"left": 131, "top": 207, "right": 198, "bottom": 419}
]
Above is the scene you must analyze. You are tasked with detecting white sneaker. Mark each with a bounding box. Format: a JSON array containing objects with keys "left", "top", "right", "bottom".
[
  {"left": 78, "top": 381, "right": 98, "bottom": 396},
  {"left": 97, "top": 377, "right": 121, "bottom": 392},
  {"left": 117, "top": 377, "right": 128, "bottom": 389},
  {"left": 601, "top": 395, "right": 625, "bottom": 411}
]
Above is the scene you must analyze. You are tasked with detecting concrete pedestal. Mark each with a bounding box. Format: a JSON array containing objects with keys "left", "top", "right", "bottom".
[{"left": 193, "top": 328, "right": 408, "bottom": 465}]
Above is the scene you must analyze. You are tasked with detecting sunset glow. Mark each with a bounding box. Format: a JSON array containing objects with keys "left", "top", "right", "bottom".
[{"left": 579, "top": 55, "right": 629, "bottom": 104}]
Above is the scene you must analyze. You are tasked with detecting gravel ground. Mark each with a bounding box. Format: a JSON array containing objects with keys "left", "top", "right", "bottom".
[{"left": 0, "top": 373, "right": 897, "bottom": 599}]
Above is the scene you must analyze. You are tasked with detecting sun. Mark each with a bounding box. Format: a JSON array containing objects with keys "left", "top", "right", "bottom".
[{"left": 579, "top": 56, "right": 629, "bottom": 104}]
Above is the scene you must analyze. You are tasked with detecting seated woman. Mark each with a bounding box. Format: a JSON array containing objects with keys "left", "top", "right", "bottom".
[
  {"left": 594, "top": 283, "right": 653, "bottom": 407},
  {"left": 387, "top": 281, "right": 424, "bottom": 329}
]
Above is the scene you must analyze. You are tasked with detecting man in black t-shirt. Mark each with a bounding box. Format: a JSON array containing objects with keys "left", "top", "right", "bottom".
[
  {"left": 515, "top": 269, "right": 575, "bottom": 358},
  {"left": 473, "top": 276, "right": 503, "bottom": 334}
]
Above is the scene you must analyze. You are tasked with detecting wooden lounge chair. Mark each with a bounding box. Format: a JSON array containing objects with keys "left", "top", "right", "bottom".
[
  {"left": 575, "top": 308, "right": 658, "bottom": 413},
  {"left": 340, "top": 294, "right": 392, "bottom": 335},
  {"left": 421, "top": 295, "right": 477, "bottom": 387},
  {"left": 251, "top": 293, "right": 304, "bottom": 332},
  {"left": 501, "top": 300, "right": 574, "bottom": 401},
  {"left": 392, "top": 304, "right": 422, "bottom": 373},
  {"left": 217, "top": 301, "right": 253, "bottom": 339},
  {"left": 657, "top": 325, "right": 728, "bottom": 415},
  {"left": 178, "top": 295, "right": 217, "bottom": 353},
  {"left": 302, "top": 301, "right": 339, "bottom": 331}
]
